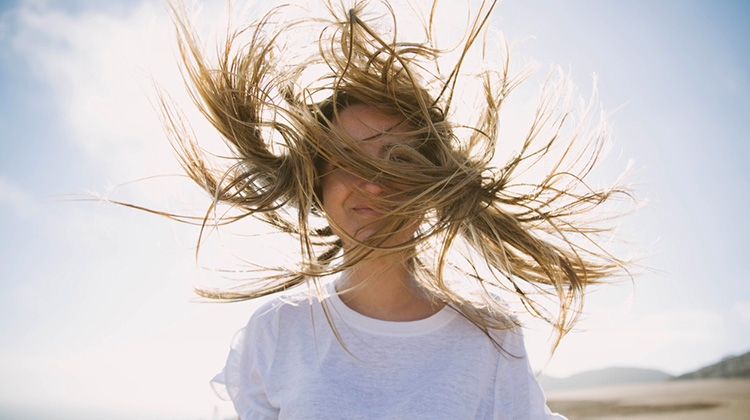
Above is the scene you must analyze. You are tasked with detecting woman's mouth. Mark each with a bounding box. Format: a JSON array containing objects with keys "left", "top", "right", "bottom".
[{"left": 352, "top": 206, "right": 383, "bottom": 218}]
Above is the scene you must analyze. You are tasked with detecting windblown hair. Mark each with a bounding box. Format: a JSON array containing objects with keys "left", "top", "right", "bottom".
[{"left": 159, "top": 0, "right": 631, "bottom": 349}]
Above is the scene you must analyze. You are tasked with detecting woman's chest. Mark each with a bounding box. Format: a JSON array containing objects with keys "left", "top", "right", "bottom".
[{"left": 264, "top": 328, "right": 500, "bottom": 419}]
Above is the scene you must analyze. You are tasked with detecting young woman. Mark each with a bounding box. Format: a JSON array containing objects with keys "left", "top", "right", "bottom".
[{"left": 159, "top": 0, "right": 630, "bottom": 418}]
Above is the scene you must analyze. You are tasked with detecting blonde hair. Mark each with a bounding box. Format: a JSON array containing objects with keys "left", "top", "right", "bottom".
[{"left": 158, "top": 0, "right": 632, "bottom": 350}]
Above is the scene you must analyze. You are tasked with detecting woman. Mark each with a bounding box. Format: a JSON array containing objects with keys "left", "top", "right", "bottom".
[{"left": 160, "top": 0, "right": 629, "bottom": 418}]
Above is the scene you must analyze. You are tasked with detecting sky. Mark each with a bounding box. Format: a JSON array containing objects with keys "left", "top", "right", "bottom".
[{"left": 0, "top": 0, "right": 748, "bottom": 418}]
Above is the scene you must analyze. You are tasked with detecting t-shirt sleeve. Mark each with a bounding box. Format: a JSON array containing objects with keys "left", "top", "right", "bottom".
[
  {"left": 211, "top": 301, "right": 281, "bottom": 420},
  {"left": 493, "top": 327, "right": 567, "bottom": 420}
]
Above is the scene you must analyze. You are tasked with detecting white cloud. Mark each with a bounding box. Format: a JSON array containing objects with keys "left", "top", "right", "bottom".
[
  {"left": 6, "top": 0, "right": 232, "bottom": 204},
  {"left": 12, "top": 2, "right": 175, "bottom": 176}
]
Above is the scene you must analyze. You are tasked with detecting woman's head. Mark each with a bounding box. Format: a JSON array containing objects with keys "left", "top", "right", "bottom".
[
  {"left": 163, "top": 0, "right": 633, "bottom": 348},
  {"left": 308, "top": 83, "right": 452, "bottom": 254}
]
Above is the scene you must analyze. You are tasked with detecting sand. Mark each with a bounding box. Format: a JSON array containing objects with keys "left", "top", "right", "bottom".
[{"left": 545, "top": 378, "right": 750, "bottom": 420}]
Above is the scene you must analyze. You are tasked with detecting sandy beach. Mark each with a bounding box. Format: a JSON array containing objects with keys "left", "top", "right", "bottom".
[{"left": 546, "top": 378, "right": 750, "bottom": 420}]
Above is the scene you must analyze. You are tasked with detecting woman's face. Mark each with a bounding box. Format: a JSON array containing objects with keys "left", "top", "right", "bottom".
[{"left": 320, "top": 104, "right": 420, "bottom": 248}]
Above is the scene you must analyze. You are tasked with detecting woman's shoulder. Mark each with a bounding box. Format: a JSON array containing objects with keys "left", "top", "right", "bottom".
[
  {"left": 244, "top": 280, "right": 329, "bottom": 330},
  {"left": 441, "top": 288, "right": 528, "bottom": 355}
]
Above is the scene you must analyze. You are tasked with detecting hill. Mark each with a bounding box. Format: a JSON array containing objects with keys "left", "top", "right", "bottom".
[
  {"left": 538, "top": 367, "right": 673, "bottom": 392},
  {"left": 677, "top": 350, "right": 750, "bottom": 380}
]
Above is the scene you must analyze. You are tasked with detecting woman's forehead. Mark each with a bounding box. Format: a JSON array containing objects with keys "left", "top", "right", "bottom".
[{"left": 331, "top": 104, "right": 413, "bottom": 144}]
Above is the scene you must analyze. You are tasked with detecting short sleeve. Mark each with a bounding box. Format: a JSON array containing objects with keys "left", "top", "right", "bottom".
[
  {"left": 493, "top": 327, "right": 567, "bottom": 420},
  {"left": 211, "top": 301, "right": 281, "bottom": 420}
]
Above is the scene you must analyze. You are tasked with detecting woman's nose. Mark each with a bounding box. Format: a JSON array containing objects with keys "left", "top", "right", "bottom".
[{"left": 359, "top": 178, "right": 384, "bottom": 196}]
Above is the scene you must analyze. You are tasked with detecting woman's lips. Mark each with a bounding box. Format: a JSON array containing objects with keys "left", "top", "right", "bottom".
[{"left": 352, "top": 206, "right": 383, "bottom": 218}]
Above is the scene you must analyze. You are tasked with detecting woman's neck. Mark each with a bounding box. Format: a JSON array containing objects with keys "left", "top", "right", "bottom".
[{"left": 334, "top": 250, "right": 444, "bottom": 321}]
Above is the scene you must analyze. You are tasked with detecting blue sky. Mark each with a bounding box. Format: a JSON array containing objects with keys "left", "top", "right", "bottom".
[{"left": 1, "top": 0, "right": 749, "bottom": 418}]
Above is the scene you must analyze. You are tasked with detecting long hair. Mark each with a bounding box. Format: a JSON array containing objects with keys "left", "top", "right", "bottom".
[{"left": 158, "top": 0, "right": 632, "bottom": 350}]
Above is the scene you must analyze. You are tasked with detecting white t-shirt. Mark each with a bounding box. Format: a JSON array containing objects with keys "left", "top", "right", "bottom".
[{"left": 212, "top": 281, "right": 565, "bottom": 419}]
